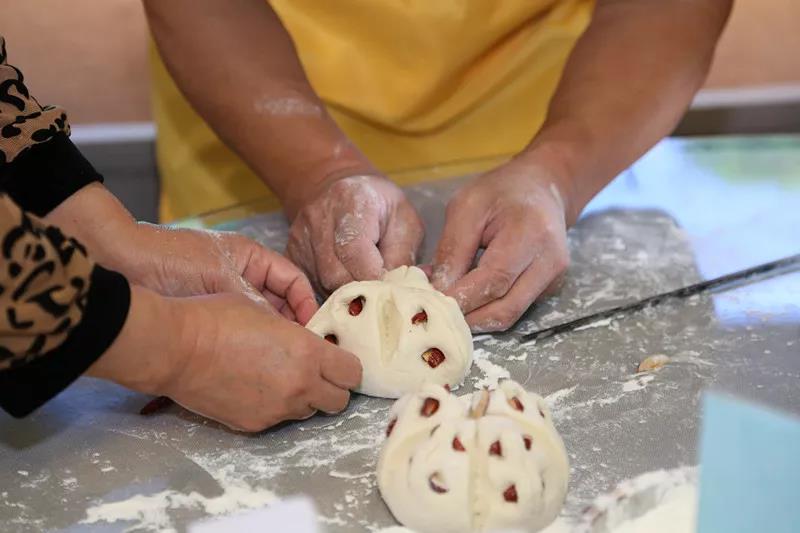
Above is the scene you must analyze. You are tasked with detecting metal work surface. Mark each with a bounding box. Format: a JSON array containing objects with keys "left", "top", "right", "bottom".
[{"left": 1, "top": 136, "right": 799, "bottom": 532}]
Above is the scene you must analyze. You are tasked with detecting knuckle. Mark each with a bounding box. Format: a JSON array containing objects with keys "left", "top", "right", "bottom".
[
  {"left": 446, "top": 192, "right": 470, "bottom": 214},
  {"left": 328, "top": 179, "right": 348, "bottom": 193},
  {"left": 284, "top": 367, "right": 315, "bottom": 399},
  {"left": 319, "top": 269, "right": 349, "bottom": 292},
  {"left": 486, "top": 268, "right": 516, "bottom": 298},
  {"left": 497, "top": 307, "right": 523, "bottom": 330},
  {"left": 285, "top": 239, "right": 300, "bottom": 261},
  {"left": 318, "top": 273, "right": 341, "bottom": 293},
  {"left": 334, "top": 240, "right": 361, "bottom": 265},
  {"left": 553, "top": 252, "right": 570, "bottom": 274},
  {"left": 286, "top": 380, "right": 310, "bottom": 401}
]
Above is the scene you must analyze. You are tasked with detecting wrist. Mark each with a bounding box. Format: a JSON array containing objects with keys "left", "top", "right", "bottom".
[
  {"left": 278, "top": 148, "right": 379, "bottom": 221},
  {"left": 87, "top": 286, "right": 188, "bottom": 395},
  {"left": 45, "top": 183, "right": 141, "bottom": 269},
  {"left": 517, "top": 122, "right": 596, "bottom": 226},
  {"left": 282, "top": 163, "right": 380, "bottom": 221}
]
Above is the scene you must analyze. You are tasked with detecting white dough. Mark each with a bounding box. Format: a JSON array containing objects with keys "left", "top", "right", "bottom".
[
  {"left": 306, "top": 266, "right": 473, "bottom": 398},
  {"left": 377, "top": 381, "right": 569, "bottom": 533}
]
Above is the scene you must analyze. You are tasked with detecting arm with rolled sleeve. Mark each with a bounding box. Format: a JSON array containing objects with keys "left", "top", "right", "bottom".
[{"left": 0, "top": 36, "right": 130, "bottom": 417}]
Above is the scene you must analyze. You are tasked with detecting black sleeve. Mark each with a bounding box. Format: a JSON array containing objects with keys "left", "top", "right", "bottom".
[
  {"left": 0, "top": 265, "right": 131, "bottom": 417},
  {"left": 0, "top": 131, "right": 104, "bottom": 217}
]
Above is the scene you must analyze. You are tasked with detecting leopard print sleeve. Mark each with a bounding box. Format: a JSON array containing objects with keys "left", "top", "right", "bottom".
[
  {"left": 0, "top": 191, "right": 131, "bottom": 417},
  {"left": 0, "top": 193, "right": 92, "bottom": 370},
  {"left": 0, "top": 35, "right": 104, "bottom": 217},
  {"left": 0, "top": 37, "right": 70, "bottom": 164},
  {"left": 0, "top": 36, "right": 131, "bottom": 417}
]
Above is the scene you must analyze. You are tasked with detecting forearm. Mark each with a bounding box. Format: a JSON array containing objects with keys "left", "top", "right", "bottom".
[
  {"left": 520, "top": 0, "right": 732, "bottom": 225},
  {"left": 143, "top": 0, "right": 375, "bottom": 217},
  {"left": 44, "top": 183, "right": 139, "bottom": 268}
]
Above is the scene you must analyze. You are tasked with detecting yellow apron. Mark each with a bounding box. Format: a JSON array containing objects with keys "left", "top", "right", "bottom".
[{"left": 152, "top": 0, "right": 594, "bottom": 221}]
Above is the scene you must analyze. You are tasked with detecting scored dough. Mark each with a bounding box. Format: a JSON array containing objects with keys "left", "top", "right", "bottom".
[
  {"left": 306, "top": 266, "right": 473, "bottom": 398},
  {"left": 377, "top": 381, "right": 569, "bottom": 533}
]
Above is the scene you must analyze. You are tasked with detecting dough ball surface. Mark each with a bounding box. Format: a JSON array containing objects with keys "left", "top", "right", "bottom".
[
  {"left": 306, "top": 266, "right": 473, "bottom": 398},
  {"left": 377, "top": 380, "right": 569, "bottom": 532}
]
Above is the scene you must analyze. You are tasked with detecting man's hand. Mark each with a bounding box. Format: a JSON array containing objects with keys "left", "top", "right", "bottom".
[
  {"left": 430, "top": 161, "right": 569, "bottom": 333},
  {"left": 286, "top": 175, "right": 425, "bottom": 294},
  {"left": 90, "top": 288, "right": 362, "bottom": 432}
]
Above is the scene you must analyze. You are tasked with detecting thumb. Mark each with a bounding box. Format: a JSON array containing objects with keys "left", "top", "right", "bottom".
[
  {"left": 379, "top": 202, "right": 425, "bottom": 270},
  {"left": 430, "top": 204, "right": 483, "bottom": 294}
]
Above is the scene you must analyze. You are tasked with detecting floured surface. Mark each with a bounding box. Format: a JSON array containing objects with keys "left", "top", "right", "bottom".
[
  {"left": 610, "top": 484, "right": 697, "bottom": 533},
  {"left": 578, "top": 467, "right": 698, "bottom": 533},
  {"left": 1, "top": 136, "right": 799, "bottom": 532}
]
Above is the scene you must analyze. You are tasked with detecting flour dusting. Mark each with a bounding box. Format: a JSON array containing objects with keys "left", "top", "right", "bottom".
[
  {"left": 253, "top": 96, "right": 322, "bottom": 117},
  {"left": 471, "top": 348, "right": 511, "bottom": 389},
  {"left": 622, "top": 374, "right": 655, "bottom": 392},
  {"left": 82, "top": 482, "right": 276, "bottom": 532}
]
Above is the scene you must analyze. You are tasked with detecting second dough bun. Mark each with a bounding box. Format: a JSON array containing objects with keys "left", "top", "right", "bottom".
[{"left": 377, "top": 380, "right": 569, "bottom": 532}]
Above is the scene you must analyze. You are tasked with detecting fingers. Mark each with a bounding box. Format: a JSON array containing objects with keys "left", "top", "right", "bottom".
[
  {"left": 307, "top": 379, "right": 352, "bottom": 414},
  {"left": 243, "top": 245, "right": 319, "bottom": 324},
  {"left": 263, "top": 293, "right": 299, "bottom": 323},
  {"left": 464, "top": 243, "right": 569, "bottom": 333},
  {"left": 331, "top": 205, "right": 385, "bottom": 281},
  {"left": 286, "top": 218, "right": 319, "bottom": 287},
  {"left": 430, "top": 201, "right": 484, "bottom": 293},
  {"left": 319, "top": 344, "right": 363, "bottom": 390},
  {"left": 379, "top": 202, "right": 425, "bottom": 270},
  {"left": 444, "top": 220, "right": 536, "bottom": 315},
  {"left": 311, "top": 212, "right": 355, "bottom": 293}
]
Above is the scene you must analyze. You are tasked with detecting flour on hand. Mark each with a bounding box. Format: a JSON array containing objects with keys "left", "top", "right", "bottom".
[
  {"left": 377, "top": 380, "right": 569, "bottom": 532},
  {"left": 306, "top": 266, "right": 474, "bottom": 398}
]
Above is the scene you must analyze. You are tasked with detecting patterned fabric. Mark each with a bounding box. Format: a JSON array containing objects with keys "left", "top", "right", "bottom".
[
  {"left": 0, "top": 34, "right": 131, "bottom": 417},
  {"left": 0, "top": 37, "right": 71, "bottom": 164},
  {"left": 0, "top": 193, "right": 93, "bottom": 370}
]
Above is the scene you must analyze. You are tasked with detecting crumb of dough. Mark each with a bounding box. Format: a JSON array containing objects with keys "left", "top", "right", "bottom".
[{"left": 637, "top": 354, "right": 670, "bottom": 373}]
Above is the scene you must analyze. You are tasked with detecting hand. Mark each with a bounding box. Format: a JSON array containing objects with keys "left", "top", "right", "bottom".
[
  {"left": 89, "top": 288, "right": 362, "bottom": 432},
  {"left": 128, "top": 225, "right": 319, "bottom": 324},
  {"left": 45, "top": 183, "right": 318, "bottom": 324},
  {"left": 430, "top": 161, "right": 570, "bottom": 332},
  {"left": 286, "top": 175, "right": 425, "bottom": 294}
]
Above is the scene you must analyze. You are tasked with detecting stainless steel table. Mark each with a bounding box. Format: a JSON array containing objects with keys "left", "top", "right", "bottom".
[{"left": 1, "top": 135, "right": 798, "bottom": 532}]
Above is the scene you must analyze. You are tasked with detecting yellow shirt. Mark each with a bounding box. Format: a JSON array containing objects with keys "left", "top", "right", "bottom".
[{"left": 153, "top": 0, "right": 593, "bottom": 221}]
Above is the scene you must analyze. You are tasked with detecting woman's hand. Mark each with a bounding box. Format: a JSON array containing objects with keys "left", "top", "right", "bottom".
[
  {"left": 430, "top": 160, "right": 570, "bottom": 333},
  {"left": 286, "top": 175, "right": 425, "bottom": 294},
  {"left": 46, "top": 183, "right": 318, "bottom": 324},
  {"left": 127, "top": 225, "right": 319, "bottom": 324},
  {"left": 89, "top": 287, "right": 362, "bottom": 432}
]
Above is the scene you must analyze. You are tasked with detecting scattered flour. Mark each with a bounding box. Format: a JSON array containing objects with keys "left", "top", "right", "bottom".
[
  {"left": 573, "top": 316, "right": 617, "bottom": 332},
  {"left": 81, "top": 482, "right": 276, "bottom": 532},
  {"left": 579, "top": 279, "right": 618, "bottom": 308},
  {"left": 545, "top": 386, "right": 578, "bottom": 410},
  {"left": 540, "top": 517, "right": 575, "bottom": 533},
  {"left": 622, "top": 374, "right": 655, "bottom": 392},
  {"left": 253, "top": 96, "right": 322, "bottom": 117},
  {"left": 610, "top": 483, "right": 697, "bottom": 533},
  {"left": 580, "top": 468, "right": 698, "bottom": 533},
  {"left": 471, "top": 348, "right": 511, "bottom": 389}
]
